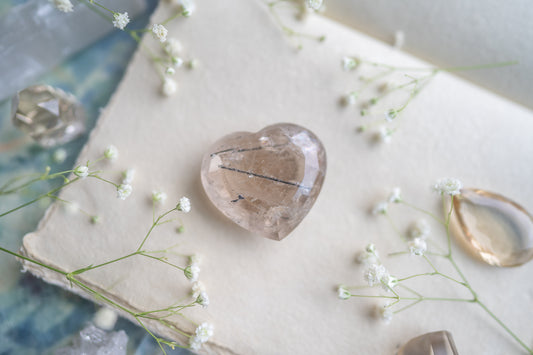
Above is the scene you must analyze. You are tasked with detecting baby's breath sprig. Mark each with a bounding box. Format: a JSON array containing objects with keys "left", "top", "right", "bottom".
[
  {"left": 51, "top": 0, "right": 196, "bottom": 97},
  {"left": 339, "top": 179, "right": 532, "bottom": 354},
  {"left": 341, "top": 58, "right": 518, "bottom": 144},
  {"left": 0, "top": 147, "right": 211, "bottom": 352},
  {"left": 267, "top": 0, "right": 326, "bottom": 50}
]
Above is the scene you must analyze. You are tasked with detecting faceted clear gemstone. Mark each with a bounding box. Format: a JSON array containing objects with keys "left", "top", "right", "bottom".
[
  {"left": 201, "top": 123, "right": 327, "bottom": 241},
  {"left": 452, "top": 188, "right": 533, "bottom": 267},
  {"left": 398, "top": 331, "right": 458, "bottom": 355},
  {"left": 11, "top": 85, "right": 85, "bottom": 147}
]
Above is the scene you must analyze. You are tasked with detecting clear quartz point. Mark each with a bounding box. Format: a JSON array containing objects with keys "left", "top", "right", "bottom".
[
  {"left": 451, "top": 188, "right": 533, "bottom": 267},
  {"left": 398, "top": 331, "right": 458, "bottom": 355},
  {"left": 201, "top": 123, "right": 327, "bottom": 241},
  {"left": 11, "top": 85, "right": 85, "bottom": 147}
]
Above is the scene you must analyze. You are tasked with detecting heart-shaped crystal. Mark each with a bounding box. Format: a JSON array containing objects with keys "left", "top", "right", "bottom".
[{"left": 201, "top": 123, "right": 327, "bottom": 241}]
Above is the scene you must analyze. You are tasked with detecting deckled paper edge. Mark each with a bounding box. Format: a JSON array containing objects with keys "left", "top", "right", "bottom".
[{"left": 17, "top": 13, "right": 236, "bottom": 355}]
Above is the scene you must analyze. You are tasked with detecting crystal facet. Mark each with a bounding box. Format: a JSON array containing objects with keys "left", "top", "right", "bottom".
[
  {"left": 398, "top": 331, "right": 458, "bottom": 355},
  {"left": 451, "top": 188, "right": 533, "bottom": 267},
  {"left": 55, "top": 324, "right": 128, "bottom": 355},
  {"left": 11, "top": 85, "right": 85, "bottom": 147},
  {"left": 201, "top": 123, "right": 327, "bottom": 241}
]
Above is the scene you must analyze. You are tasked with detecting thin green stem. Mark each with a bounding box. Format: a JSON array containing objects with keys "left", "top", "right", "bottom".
[
  {"left": 0, "top": 178, "right": 80, "bottom": 217},
  {"left": 475, "top": 299, "right": 533, "bottom": 354},
  {"left": 90, "top": 175, "right": 119, "bottom": 187},
  {"left": 361, "top": 60, "right": 518, "bottom": 73},
  {"left": 399, "top": 200, "right": 445, "bottom": 225},
  {"left": 87, "top": 0, "right": 115, "bottom": 14},
  {"left": 139, "top": 253, "right": 185, "bottom": 271},
  {"left": 0, "top": 247, "right": 67, "bottom": 275},
  {"left": 137, "top": 208, "right": 177, "bottom": 252}
]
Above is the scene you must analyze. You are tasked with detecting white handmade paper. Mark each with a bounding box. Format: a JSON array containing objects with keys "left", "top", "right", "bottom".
[{"left": 22, "top": 1, "right": 533, "bottom": 354}]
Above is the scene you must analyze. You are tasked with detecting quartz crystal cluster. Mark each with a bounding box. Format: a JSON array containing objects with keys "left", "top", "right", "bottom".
[
  {"left": 11, "top": 85, "right": 85, "bottom": 147},
  {"left": 201, "top": 123, "right": 326, "bottom": 240},
  {"left": 55, "top": 324, "right": 128, "bottom": 355}
]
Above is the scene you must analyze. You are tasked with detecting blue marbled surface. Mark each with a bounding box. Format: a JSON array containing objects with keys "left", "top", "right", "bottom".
[{"left": 0, "top": 2, "right": 190, "bottom": 354}]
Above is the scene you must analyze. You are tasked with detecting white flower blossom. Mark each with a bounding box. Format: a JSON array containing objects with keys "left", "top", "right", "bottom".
[
  {"left": 344, "top": 91, "right": 358, "bottom": 106},
  {"left": 178, "top": 196, "right": 191, "bottom": 212},
  {"left": 388, "top": 187, "right": 402, "bottom": 203},
  {"left": 172, "top": 56, "right": 184, "bottom": 67},
  {"left": 408, "top": 237, "right": 427, "bottom": 256},
  {"left": 377, "top": 126, "right": 393, "bottom": 144},
  {"left": 152, "top": 23, "right": 168, "bottom": 42},
  {"left": 93, "top": 307, "right": 118, "bottom": 331},
  {"left": 381, "top": 274, "right": 398, "bottom": 292},
  {"left": 385, "top": 109, "right": 398, "bottom": 121},
  {"left": 74, "top": 165, "right": 89, "bottom": 178},
  {"left": 162, "top": 78, "right": 177, "bottom": 96},
  {"left": 52, "top": 149, "right": 67, "bottom": 164},
  {"left": 121, "top": 168, "right": 135, "bottom": 184},
  {"left": 189, "top": 253, "right": 202, "bottom": 265},
  {"left": 337, "top": 285, "right": 351, "bottom": 300},
  {"left": 380, "top": 305, "right": 393, "bottom": 324},
  {"left": 196, "top": 291, "right": 210, "bottom": 308},
  {"left": 112, "top": 12, "right": 130, "bottom": 30},
  {"left": 180, "top": 0, "right": 196, "bottom": 17},
  {"left": 365, "top": 243, "right": 376, "bottom": 253},
  {"left": 188, "top": 59, "right": 199, "bottom": 69},
  {"left": 306, "top": 0, "right": 323, "bottom": 10},
  {"left": 434, "top": 178, "right": 463, "bottom": 196},
  {"left": 357, "top": 244, "right": 380, "bottom": 265},
  {"left": 356, "top": 250, "right": 379, "bottom": 266},
  {"left": 364, "top": 263, "right": 388, "bottom": 287},
  {"left": 184, "top": 263, "right": 200, "bottom": 282},
  {"left": 165, "top": 67, "right": 175, "bottom": 75},
  {"left": 372, "top": 201, "right": 388, "bottom": 215},
  {"left": 117, "top": 184, "right": 132, "bottom": 200},
  {"left": 164, "top": 38, "right": 183, "bottom": 56},
  {"left": 51, "top": 0, "right": 73, "bottom": 13},
  {"left": 342, "top": 56, "right": 358, "bottom": 71},
  {"left": 152, "top": 190, "right": 167, "bottom": 204},
  {"left": 104, "top": 145, "right": 118, "bottom": 160},
  {"left": 189, "top": 323, "right": 214, "bottom": 350},
  {"left": 409, "top": 219, "right": 430, "bottom": 239},
  {"left": 192, "top": 281, "right": 206, "bottom": 298}
]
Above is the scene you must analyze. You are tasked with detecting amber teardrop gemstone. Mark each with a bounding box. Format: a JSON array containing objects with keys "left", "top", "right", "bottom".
[
  {"left": 200, "top": 123, "right": 327, "bottom": 241},
  {"left": 452, "top": 188, "right": 533, "bottom": 267}
]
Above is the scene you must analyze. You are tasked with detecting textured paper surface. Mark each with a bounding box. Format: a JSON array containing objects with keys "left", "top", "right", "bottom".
[
  {"left": 323, "top": 0, "right": 533, "bottom": 109},
  {"left": 22, "top": 1, "right": 533, "bottom": 354}
]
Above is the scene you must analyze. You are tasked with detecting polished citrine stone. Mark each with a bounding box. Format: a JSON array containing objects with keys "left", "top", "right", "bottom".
[
  {"left": 452, "top": 188, "right": 533, "bottom": 267},
  {"left": 201, "top": 123, "right": 327, "bottom": 241}
]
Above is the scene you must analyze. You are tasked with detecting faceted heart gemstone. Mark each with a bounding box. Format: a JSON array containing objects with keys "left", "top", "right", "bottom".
[{"left": 201, "top": 123, "right": 327, "bottom": 241}]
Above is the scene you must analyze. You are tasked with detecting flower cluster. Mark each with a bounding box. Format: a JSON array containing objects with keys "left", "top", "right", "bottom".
[
  {"left": 372, "top": 187, "right": 402, "bottom": 215},
  {"left": 51, "top": 0, "right": 73, "bottom": 13},
  {"left": 434, "top": 178, "right": 463, "bottom": 196},
  {"left": 112, "top": 12, "right": 130, "bottom": 30},
  {"left": 152, "top": 190, "right": 168, "bottom": 204},
  {"left": 189, "top": 322, "right": 214, "bottom": 350},
  {"left": 177, "top": 196, "right": 191, "bottom": 213},
  {"left": 359, "top": 244, "right": 398, "bottom": 292},
  {"left": 184, "top": 254, "right": 201, "bottom": 282}
]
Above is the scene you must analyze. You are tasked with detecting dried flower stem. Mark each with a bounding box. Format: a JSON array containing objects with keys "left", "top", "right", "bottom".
[{"left": 341, "top": 190, "right": 532, "bottom": 354}]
